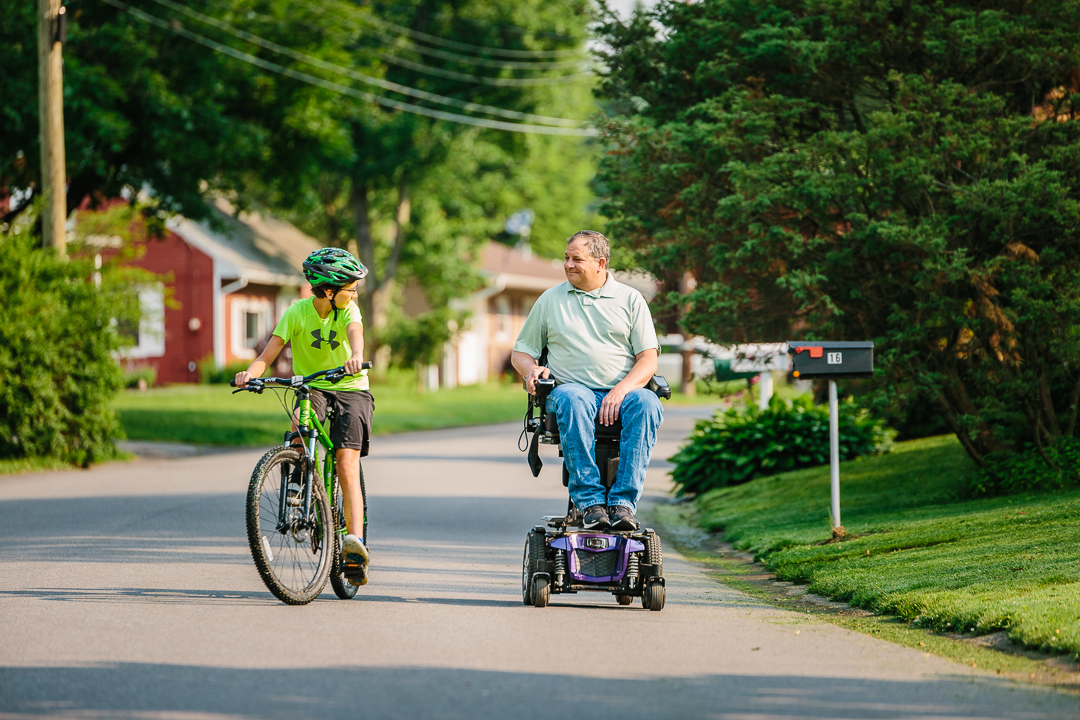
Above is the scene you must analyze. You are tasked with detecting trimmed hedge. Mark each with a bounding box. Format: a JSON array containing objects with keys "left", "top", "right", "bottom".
[{"left": 669, "top": 395, "right": 894, "bottom": 496}]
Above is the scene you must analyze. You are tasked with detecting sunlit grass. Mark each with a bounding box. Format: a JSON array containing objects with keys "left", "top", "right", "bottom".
[
  {"left": 112, "top": 380, "right": 530, "bottom": 446},
  {"left": 696, "top": 435, "right": 1080, "bottom": 658}
]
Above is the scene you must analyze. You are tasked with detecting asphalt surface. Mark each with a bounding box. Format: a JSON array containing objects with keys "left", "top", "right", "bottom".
[{"left": 2, "top": 403, "right": 1078, "bottom": 719}]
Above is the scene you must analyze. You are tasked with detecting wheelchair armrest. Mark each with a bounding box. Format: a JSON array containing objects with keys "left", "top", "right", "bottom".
[{"left": 648, "top": 374, "right": 672, "bottom": 400}]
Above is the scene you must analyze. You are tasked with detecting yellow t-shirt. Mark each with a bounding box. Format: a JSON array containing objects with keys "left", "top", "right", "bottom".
[{"left": 272, "top": 298, "right": 369, "bottom": 391}]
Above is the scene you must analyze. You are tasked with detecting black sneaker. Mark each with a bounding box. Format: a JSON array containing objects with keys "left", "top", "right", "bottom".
[
  {"left": 609, "top": 506, "right": 638, "bottom": 531},
  {"left": 582, "top": 505, "right": 611, "bottom": 530}
]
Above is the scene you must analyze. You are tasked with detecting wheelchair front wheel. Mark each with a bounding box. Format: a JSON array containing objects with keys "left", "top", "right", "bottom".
[
  {"left": 643, "top": 582, "right": 665, "bottom": 611},
  {"left": 532, "top": 576, "right": 550, "bottom": 608}
]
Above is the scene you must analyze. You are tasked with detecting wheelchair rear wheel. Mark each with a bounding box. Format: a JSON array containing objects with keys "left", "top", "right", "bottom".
[{"left": 521, "top": 530, "right": 546, "bottom": 605}]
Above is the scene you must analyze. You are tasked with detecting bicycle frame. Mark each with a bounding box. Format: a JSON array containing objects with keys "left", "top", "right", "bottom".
[{"left": 290, "top": 388, "right": 338, "bottom": 539}]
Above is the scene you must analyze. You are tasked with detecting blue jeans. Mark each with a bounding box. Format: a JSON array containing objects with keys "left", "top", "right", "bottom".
[{"left": 546, "top": 383, "right": 664, "bottom": 513}]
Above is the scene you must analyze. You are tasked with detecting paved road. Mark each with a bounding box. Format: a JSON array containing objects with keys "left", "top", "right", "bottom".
[{"left": 1, "top": 405, "right": 1077, "bottom": 719}]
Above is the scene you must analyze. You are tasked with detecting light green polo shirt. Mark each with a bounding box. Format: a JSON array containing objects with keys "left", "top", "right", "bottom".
[{"left": 513, "top": 273, "right": 659, "bottom": 390}]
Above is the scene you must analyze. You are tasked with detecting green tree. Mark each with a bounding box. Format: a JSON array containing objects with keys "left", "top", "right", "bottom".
[
  {"left": 594, "top": 0, "right": 1080, "bottom": 465},
  {"left": 232, "top": 0, "right": 597, "bottom": 354},
  {"left": 0, "top": 0, "right": 280, "bottom": 225},
  {"left": 0, "top": 206, "right": 157, "bottom": 465}
]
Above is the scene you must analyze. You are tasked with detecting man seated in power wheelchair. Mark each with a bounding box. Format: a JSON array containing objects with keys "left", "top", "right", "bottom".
[{"left": 511, "top": 230, "right": 670, "bottom": 610}]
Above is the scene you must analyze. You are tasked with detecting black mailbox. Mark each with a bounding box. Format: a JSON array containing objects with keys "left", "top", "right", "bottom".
[{"left": 787, "top": 341, "right": 874, "bottom": 380}]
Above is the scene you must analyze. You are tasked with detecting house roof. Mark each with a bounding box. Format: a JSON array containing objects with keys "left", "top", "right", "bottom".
[
  {"left": 480, "top": 242, "right": 566, "bottom": 292},
  {"left": 479, "top": 242, "right": 660, "bottom": 300},
  {"left": 167, "top": 198, "right": 321, "bottom": 287}
]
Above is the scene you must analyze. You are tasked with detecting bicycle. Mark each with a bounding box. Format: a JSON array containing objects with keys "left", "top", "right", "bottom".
[{"left": 231, "top": 363, "right": 371, "bottom": 605}]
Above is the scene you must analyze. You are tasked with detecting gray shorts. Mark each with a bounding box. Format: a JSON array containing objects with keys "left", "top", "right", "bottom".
[{"left": 301, "top": 389, "right": 375, "bottom": 457}]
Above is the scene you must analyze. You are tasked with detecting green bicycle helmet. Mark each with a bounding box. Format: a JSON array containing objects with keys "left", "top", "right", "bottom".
[{"left": 302, "top": 247, "right": 368, "bottom": 286}]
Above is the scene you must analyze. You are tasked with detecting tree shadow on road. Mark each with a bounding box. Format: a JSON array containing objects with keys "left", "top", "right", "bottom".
[{"left": 1, "top": 662, "right": 1073, "bottom": 720}]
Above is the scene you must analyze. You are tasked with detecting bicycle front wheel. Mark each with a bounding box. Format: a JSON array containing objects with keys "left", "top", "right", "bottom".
[{"left": 246, "top": 445, "right": 332, "bottom": 605}]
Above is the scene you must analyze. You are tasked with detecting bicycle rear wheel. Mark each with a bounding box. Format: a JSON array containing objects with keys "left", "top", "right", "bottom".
[
  {"left": 329, "top": 478, "right": 359, "bottom": 600},
  {"left": 246, "top": 445, "right": 332, "bottom": 605}
]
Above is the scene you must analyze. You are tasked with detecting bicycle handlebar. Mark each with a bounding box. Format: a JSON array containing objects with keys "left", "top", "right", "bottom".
[{"left": 230, "top": 361, "right": 373, "bottom": 393}]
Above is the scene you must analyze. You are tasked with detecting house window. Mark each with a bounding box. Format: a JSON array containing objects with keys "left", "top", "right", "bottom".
[
  {"left": 245, "top": 311, "right": 264, "bottom": 348},
  {"left": 231, "top": 296, "right": 274, "bottom": 360},
  {"left": 121, "top": 284, "right": 166, "bottom": 359},
  {"left": 494, "top": 296, "right": 511, "bottom": 341}
]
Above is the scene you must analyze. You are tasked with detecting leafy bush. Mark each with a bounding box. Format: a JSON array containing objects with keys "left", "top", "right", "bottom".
[
  {"left": 669, "top": 396, "right": 895, "bottom": 496},
  {"left": 197, "top": 356, "right": 252, "bottom": 384},
  {"left": 0, "top": 230, "right": 152, "bottom": 466},
  {"left": 966, "top": 439, "right": 1080, "bottom": 498},
  {"left": 122, "top": 365, "right": 156, "bottom": 389}
]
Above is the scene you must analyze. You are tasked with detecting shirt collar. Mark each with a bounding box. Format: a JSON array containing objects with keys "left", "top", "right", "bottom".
[{"left": 567, "top": 271, "right": 617, "bottom": 298}]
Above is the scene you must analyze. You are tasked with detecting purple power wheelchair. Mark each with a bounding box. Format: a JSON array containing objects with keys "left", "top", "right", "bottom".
[{"left": 520, "top": 375, "right": 671, "bottom": 610}]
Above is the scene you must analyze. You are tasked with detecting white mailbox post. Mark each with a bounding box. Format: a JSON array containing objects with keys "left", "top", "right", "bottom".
[{"left": 786, "top": 341, "right": 875, "bottom": 535}]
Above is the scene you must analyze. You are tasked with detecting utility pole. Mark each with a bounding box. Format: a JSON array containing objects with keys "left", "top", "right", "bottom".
[
  {"left": 38, "top": 0, "right": 67, "bottom": 255},
  {"left": 679, "top": 271, "right": 697, "bottom": 396}
]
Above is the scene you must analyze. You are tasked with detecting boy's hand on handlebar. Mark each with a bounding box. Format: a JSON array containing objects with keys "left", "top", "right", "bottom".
[
  {"left": 342, "top": 357, "right": 366, "bottom": 376},
  {"left": 523, "top": 365, "right": 551, "bottom": 395},
  {"left": 234, "top": 370, "right": 253, "bottom": 388}
]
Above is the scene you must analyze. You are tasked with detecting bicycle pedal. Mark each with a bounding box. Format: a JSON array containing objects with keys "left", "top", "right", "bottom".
[{"left": 342, "top": 562, "right": 368, "bottom": 586}]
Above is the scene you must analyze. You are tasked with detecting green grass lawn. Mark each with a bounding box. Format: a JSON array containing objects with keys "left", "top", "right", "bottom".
[
  {"left": 696, "top": 435, "right": 1080, "bottom": 658},
  {"left": 112, "top": 378, "right": 720, "bottom": 448},
  {"left": 112, "top": 381, "right": 528, "bottom": 446}
]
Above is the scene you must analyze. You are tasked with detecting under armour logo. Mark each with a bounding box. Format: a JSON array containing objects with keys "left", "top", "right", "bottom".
[{"left": 310, "top": 329, "right": 340, "bottom": 350}]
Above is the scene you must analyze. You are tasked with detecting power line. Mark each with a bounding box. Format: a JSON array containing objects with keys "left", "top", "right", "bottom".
[
  {"left": 369, "top": 49, "right": 590, "bottom": 86},
  {"left": 339, "top": 2, "right": 584, "bottom": 62},
  {"left": 185, "top": 0, "right": 593, "bottom": 87},
  {"left": 349, "top": 22, "right": 585, "bottom": 70},
  {"left": 369, "top": 0, "right": 579, "bottom": 46},
  {"left": 144, "top": 0, "right": 583, "bottom": 126},
  {"left": 102, "top": 0, "right": 598, "bottom": 136}
]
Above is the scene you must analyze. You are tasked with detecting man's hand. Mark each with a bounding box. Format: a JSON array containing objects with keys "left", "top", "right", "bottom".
[
  {"left": 234, "top": 370, "right": 253, "bottom": 388},
  {"left": 598, "top": 348, "right": 659, "bottom": 425},
  {"left": 512, "top": 350, "right": 551, "bottom": 395},
  {"left": 523, "top": 365, "right": 551, "bottom": 395},
  {"left": 599, "top": 385, "right": 627, "bottom": 426},
  {"left": 343, "top": 356, "right": 365, "bottom": 376}
]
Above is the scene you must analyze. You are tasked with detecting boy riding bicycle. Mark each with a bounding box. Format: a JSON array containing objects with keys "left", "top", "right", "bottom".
[{"left": 234, "top": 247, "right": 374, "bottom": 586}]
